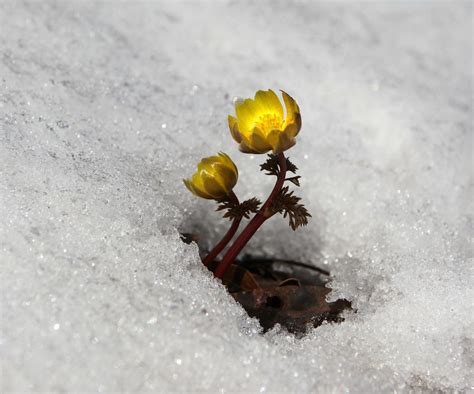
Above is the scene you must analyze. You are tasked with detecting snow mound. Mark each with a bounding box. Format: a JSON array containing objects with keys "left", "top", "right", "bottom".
[{"left": 1, "top": 1, "right": 472, "bottom": 392}]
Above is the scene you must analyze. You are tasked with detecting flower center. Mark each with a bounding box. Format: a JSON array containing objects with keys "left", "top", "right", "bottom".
[{"left": 256, "top": 113, "right": 283, "bottom": 134}]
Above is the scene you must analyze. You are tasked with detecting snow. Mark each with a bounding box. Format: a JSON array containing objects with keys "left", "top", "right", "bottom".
[{"left": 1, "top": 1, "right": 472, "bottom": 392}]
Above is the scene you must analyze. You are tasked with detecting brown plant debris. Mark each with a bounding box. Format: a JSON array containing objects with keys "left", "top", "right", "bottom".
[
  {"left": 232, "top": 285, "right": 351, "bottom": 335},
  {"left": 220, "top": 257, "right": 352, "bottom": 335}
]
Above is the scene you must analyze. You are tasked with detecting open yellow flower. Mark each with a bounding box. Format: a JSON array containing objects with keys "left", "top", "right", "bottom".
[
  {"left": 183, "top": 152, "right": 238, "bottom": 200},
  {"left": 228, "top": 89, "right": 301, "bottom": 154}
]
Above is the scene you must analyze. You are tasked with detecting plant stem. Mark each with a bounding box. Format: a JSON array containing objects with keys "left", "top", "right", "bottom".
[
  {"left": 202, "top": 191, "right": 241, "bottom": 267},
  {"left": 214, "top": 152, "right": 287, "bottom": 279}
]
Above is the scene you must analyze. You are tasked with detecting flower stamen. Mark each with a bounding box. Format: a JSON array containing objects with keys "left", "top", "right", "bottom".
[{"left": 256, "top": 113, "right": 283, "bottom": 134}]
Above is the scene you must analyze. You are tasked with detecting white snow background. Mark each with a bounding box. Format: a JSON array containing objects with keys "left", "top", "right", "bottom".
[{"left": 1, "top": 1, "right": 473, "bottom": 392}]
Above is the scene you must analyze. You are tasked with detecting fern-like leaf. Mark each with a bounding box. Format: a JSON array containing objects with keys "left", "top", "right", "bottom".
[
  {"left": 217, "top": 197, "right": 261, "bottom": 220},
  {"left": 271, "top": 186, "right": 311, "bottom": 230},
  {"left": 260, "top": 154, "right": 298, "bottom": 176}
]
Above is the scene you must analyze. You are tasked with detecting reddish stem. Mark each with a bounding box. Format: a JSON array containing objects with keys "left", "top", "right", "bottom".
[
  {"left": 214, "top": 152, "right": 287, "bottom": 279},
  {"left": 202, "top": 191, "right": 241, "bottom": 267}
]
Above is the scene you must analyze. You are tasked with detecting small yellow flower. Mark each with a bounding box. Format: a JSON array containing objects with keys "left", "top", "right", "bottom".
[
  {"left": 183, "top": 152, "right": 238, "bottom": 200},
  {"left": 228, "top": 89, "right": 301, "bottom": 154}
]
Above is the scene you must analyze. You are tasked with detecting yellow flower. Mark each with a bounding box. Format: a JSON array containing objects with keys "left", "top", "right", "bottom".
[
  {"left": 183, "top": 152, "right": 238, "bottom": 200},
  {"left": 228, "top": 89, "right": 301, "bottom": 154}
]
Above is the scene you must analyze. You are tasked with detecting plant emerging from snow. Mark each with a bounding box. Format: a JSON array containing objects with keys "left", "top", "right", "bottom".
[{"left": 184, "top": 89, "right": 310, "bottom": 279}]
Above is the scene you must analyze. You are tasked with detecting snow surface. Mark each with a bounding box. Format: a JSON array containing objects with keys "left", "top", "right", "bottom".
[{"left": 1, "top": 1, "right": 473, "bottom": 392}]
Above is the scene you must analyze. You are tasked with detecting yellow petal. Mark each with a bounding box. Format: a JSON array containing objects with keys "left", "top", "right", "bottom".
[
  {"left": 197, "top": 158, "right": 215, "bottom": 174},
  {"left": 228, "top": 115, "right": 242, "bottom": 143},
  {"left": 237, "top": 127, "right": 256, "bottom": 150},
  {"left": 198, "top": 157, "right": 233, "bottom": 193},
  {"left": 283, "top": 122, "right": 299, "bottom": 139},
  {"left": 239, "top": 141, "right": 260, "bottom": 153},
  {"left": 214, "top": 163, "right": 237, "bottom": 189},
  {"left": 218, "top": 152, "right": 238, "bottom": 179},
  {"left": 266, "top": 129, "right": 281, "bottom": 152},
  {"left": 201, "top": 171, "right": 226, "bottom": 198},
  {"left": 185, "top": 177, "right": 211, "bottom": 199},
  {"left": 249, "top": 127, "right": 272, "bottom": 153},
  {"left": 254, "top": 90, "right": 283, "bottom": 119},
  {"left": 281, "top": 90, "right": 301, "bottom": 131},
  {"left": 191, "top": 172, "right": 214, "bottom": 199},
  {"left": 264, "top": 129, "right": 294, "bottom": 154},
  {"left": 293, "top": 112, "right": 302, "bottom": 134},
  {"left": 276, "top": 132, "right": 296, "bottom": 153},
  {"left": 183, "top": 178, "right": 195, "bottom": 194},
  {"left": 235, "top": 99, "right": 260, "bottom": 134}
]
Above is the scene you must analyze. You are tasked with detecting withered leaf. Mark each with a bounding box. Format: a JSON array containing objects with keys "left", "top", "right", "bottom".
[
  {"left": 179, "top": 232, "right": 200, "bottom": 245},
  {"left": 232, "top": 285, "right": 351, "bottom": 334},
  {"left": 221, "top": 264, "right": 261, "bottom": 292}
]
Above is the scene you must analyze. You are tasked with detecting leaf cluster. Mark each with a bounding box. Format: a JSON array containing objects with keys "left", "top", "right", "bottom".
[
  {"left": 260, "top": 154, "right": 298, "bottom": 176},
  {"left": 217, "top": 197, "right": 261, "bottom": 220},
  {"left": 272, "top": 186, "right": 311, "bottom": 230}
]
